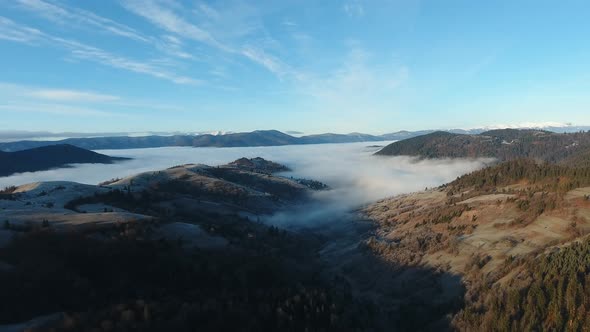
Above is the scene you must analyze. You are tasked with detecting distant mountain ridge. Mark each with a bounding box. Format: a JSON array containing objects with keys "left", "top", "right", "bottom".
[
  {"left": 0, "top": 130, "right": 386, "bottom": 152},
  {"left": 0, "top": 144, "right": 128, "bottom": 177}
]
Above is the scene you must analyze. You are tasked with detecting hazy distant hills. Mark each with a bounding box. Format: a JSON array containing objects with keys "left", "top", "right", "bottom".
[
  {"left": 0, "top": 144, "right": 127, "bottom": 177},
  {"left": 376, "top": 128, "right": 590, "bottom": 164},
  {"left": 0, "top": 130, "right": 386, "bottom": 152},
  {"left": 298, "top": 132, "right": 385, "bottom": 144}
]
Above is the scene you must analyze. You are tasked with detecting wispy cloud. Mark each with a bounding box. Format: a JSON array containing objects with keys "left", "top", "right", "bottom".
[
  {"left": 121, "top": 0, "right": 301, "bottom": 81},
  {"left": 0, "top": 16, "right": 43, "bottom": 43},
  {"left": 26, "top": 89, "right": 120, "bottom": 102},
  {"left": 0, "top": 103, "right": 118, "bottom": 117},
  {"left": 121, "top": 0, "right": 228, "bottom": 51},
  {"left": 0, "top": 82, "right": 193, "bottom": 117},
  {"left": 16, "top": 0, "right": 149, "bottom": 42},
  {"left": 282, "top": 19, "right": 297, "bottom": 27},
  {"left": 297, "top": 45, "right": 409, "bottom": 130},
  {"left": 241, "top": 46, "right": 298, "bottom": 80},
  {"left": 197, "top": 2, "right": 220, "bottom": 20},
  {"left": 65, "top": 41, "right": 200, "bottom": 84},
  {"left": 304, "top": 46, "right": 408, "bottom": 100},
  {"left": 156, "top": 34, "right": 193, "bottom": 59},
  {"left": 343, "top": 0, "right": 365, "bottom": 18},
  {"left": 0, "top": 16, "right": 200, "bottom": 84},
  {"left": 0, "top": 82, "right": 121, "bottom": 103},
  {"left": 15, "top": 0, "right": 198, "bottom": 60},
  {"left": 0, "top": 83, "right": 120, "bottom": 117}
]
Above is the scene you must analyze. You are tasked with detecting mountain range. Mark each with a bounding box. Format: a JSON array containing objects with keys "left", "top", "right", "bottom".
[{"left": 1, "top": 124, "right": 588, "bottom": 152}]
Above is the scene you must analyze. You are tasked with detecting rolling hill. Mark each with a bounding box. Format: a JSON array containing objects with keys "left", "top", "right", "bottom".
[{"left": 0, "top": 144, "right": 128, "bottom": 177}]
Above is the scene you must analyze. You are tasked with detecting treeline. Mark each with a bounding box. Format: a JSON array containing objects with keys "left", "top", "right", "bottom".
[
  {"left": 447, "top": 159, "right": 590, "bottom": 194},
  {"left": 455, "top": 238, "right": 590, "bottom": 331}
]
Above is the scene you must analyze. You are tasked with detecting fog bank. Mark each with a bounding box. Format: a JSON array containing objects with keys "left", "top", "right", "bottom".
[{"left": 0, "top": 142, "right": 491, "bottom": 227}]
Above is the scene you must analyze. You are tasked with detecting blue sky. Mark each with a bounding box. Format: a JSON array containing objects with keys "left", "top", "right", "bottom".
[{"left": 0, "top": 0, "right": 589, "bottom": 135}]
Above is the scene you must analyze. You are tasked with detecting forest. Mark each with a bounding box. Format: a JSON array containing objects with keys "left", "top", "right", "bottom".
[{"left": 455, "top": 238, "right": 590, "bottom": 331}]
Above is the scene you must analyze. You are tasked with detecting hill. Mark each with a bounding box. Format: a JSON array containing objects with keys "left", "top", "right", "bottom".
[
  {"left": 0, "top": 144, "right": 128, "bottom": 177},
  {"left": 0, "top": 159, "right": 387, "bottom": 331},
  {"left": 0, "top": 157, "right": 325, "bottom": 231},
  {"left": 375, "top": 129, "right": 590, "bottom": 164}
]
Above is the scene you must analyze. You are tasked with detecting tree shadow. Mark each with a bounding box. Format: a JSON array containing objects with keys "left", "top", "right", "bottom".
[{"left": 316, "top": 219, "right": 466, "bottom": 331}]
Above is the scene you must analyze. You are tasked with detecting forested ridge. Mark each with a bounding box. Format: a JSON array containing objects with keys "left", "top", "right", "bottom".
[
  {"left": 368, "top": 129, "right": 590, "bottom": 331},
  {"left": 448, "top": 159, "right": 590, "bottom": 194},
  {"left": 376, "top": 129, "right": 590, "bottom": 164}
]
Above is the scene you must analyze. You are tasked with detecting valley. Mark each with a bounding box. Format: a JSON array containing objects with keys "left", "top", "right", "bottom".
[
  {"left": 0, "top": 143, "right": 485, "bottom": 331},
  {"left": 2, "top": 131, "right": 590, "bottom": 331}
]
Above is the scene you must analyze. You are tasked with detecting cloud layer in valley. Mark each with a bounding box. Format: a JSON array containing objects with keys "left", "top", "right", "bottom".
[{"left": 0, "top": 142, "right": 491, "bottom": 228}]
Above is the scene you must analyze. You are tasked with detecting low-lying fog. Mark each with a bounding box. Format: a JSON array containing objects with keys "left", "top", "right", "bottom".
[{"left": 0, "top": 142, "right": 492, "bottom": 227}]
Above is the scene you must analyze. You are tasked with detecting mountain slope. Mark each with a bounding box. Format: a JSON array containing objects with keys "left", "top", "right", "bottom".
[
  {"left": 0, "top": 144, "right": 127, "bottom": 177},
  {"left": 364, "top": 158, "right": 590, "bottom": 330}
]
